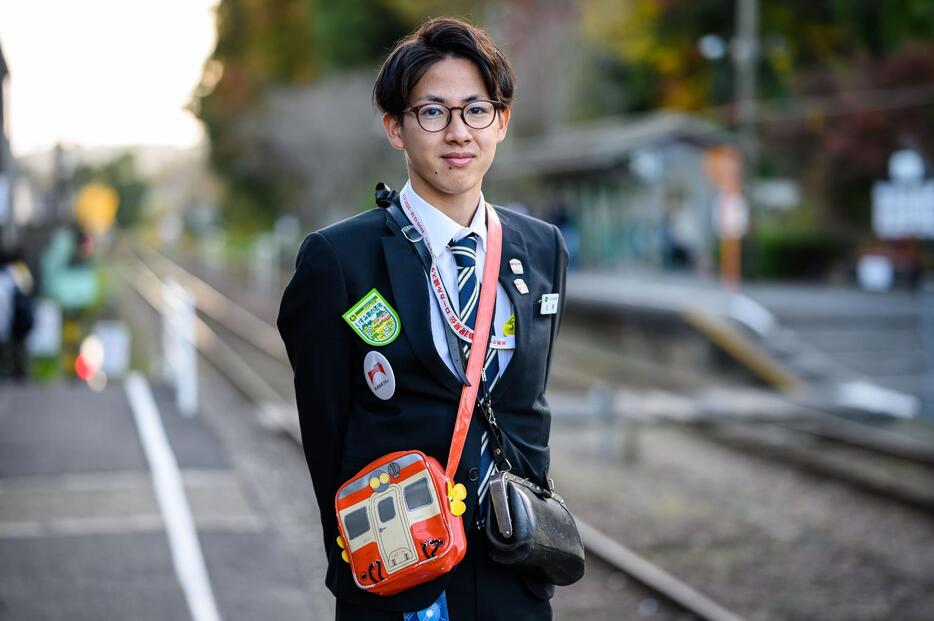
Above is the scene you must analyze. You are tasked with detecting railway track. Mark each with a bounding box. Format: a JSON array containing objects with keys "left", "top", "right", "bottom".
[
  {"left": 122, "top": 244, "right": 752, "bottom": 621},
  {"left": 548, "top": 323, "right": 934, "bottom": 514},
  {"left": 120, "top": 242, "right": 934, "bottom": 620}
]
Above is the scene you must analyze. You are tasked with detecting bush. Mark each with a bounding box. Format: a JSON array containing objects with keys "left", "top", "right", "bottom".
[{"left": 751, "top": 229, "right": 851, "bottom": 279}]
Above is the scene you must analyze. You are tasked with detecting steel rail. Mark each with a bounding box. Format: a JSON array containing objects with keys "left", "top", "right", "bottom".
[
  {"left": 134, "top": 245, "right": 288, "bottom": 364},
  {"left": 135, "top": 247, "right": 934, "bottom": 476},
  {"left": 137, "top": 247, "right": 934, "bottom": 474},
  {"left": 129, "top": 249, "right": 749, "bottom": 621},
  {"left": 121, "top": 259, "right": 300, "bottom": 441},
  {"left": 577, "top": 520, "right": 745, "bottom": 621}
]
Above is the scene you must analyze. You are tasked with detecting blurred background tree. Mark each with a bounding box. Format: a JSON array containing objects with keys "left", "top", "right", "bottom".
[
  {"left": 192, "top": 0, "right": 934, "bottom": 240},
  {"left": 191, "top": 0, "right": 317, "bottom": 232},
  {"left": 191, "top": 0, "right": 491, "bottom": 231},
  {"left": 578, "top": 0, "right": 934, "bottom": 233}
]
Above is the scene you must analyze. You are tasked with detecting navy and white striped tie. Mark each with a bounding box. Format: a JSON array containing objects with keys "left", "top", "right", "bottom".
[{"left": 449, "top": 234, "right": 499, "bottom": 506}]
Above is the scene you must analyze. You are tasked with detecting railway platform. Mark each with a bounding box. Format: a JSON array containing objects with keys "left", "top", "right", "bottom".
[
  {"left": 8, "top": 241, "right": 932, "bottom": 621},
  {"left": 0, "top": 376, "right": 328, "bottom": 621}
]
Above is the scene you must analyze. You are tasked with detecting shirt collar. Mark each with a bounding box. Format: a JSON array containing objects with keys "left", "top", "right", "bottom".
[{"left": 401, "top": 180, "right": 487, "bottom": 258}]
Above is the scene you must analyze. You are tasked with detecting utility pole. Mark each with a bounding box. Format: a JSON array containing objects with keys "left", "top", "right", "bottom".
[{"left": 733, "top": 0, "right": 759, "bottom": 170}]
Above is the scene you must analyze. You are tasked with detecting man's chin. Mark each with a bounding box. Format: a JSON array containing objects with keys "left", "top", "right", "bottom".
[{"left": 426, "top": 175, "right": 481, "bottom": 199}]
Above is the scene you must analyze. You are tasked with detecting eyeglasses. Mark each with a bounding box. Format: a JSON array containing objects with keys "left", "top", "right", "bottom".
[{"left": 405, "top": 100, "right": 503, "bottom": 132}]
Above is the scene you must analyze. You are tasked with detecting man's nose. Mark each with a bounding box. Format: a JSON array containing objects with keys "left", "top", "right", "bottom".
[{"left": 444, "top": 111, "right": 473, "bottom": 142}]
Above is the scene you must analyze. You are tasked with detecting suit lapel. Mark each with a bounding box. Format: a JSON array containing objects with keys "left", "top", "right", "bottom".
[
  {"left": 491, "top": 210, "right": 530, "bottom": 400},
  {"left": 382, "top": 235, "right": 461, "bottom": 395}
]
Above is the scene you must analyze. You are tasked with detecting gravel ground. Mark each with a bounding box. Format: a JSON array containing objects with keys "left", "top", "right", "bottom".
[
  {"left": 548, "top": 419, "right": 934, "bottom": 621},
  {"left": 134, "top": 248, "right": 934, "bottom": 620}
]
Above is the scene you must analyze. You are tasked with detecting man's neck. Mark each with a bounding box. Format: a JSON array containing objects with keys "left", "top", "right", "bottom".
[{"left": 409, "top": 178, "right": 480, "bottom": 227}]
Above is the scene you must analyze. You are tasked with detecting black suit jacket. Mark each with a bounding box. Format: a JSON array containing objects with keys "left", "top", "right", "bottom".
[{"left": 277, "top": 202, "right": 568, "bottom": 612}]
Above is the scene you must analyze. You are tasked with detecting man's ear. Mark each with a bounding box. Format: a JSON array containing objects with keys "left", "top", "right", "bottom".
[
  {"left": 383, "top": 112, "right": 405, "bottom": 151},
  {"left": 495, "top": 106, "right": 511, "bottom": 144}
]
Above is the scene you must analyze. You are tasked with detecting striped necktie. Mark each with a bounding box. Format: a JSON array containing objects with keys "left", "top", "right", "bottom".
[{"left": 449, "top": 234, "right": 499, "bottom": 506}]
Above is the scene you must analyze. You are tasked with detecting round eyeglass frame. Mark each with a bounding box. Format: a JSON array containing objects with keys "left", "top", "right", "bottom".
[{"left": 404, "top": 100, "right": 504, "bottom": 132}]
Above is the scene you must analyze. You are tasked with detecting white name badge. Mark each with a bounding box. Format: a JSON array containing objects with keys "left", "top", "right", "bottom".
[
  {"left": 363, "top": 351, "right": 396, "bottom": 400},
  {"left": 539, "top": 293, "right": 560, "bottom": 315}
]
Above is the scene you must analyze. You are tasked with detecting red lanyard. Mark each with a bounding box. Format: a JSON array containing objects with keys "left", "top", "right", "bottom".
[
  {"left": 444, "top": 202, "right": 502, "bottom": 480},
  {"left": 400, "top": 192, "right": 513, "bottom": 351}
]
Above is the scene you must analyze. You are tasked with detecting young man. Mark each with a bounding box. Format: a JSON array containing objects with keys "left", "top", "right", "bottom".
[{"left": 278, "top": 17, "right": 568, "bottom": 620}]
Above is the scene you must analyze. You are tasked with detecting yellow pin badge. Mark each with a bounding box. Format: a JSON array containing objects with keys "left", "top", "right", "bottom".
[
  {"left": 447, "top": 480, "right": 467, "bottom": 516},
  {"left": 342, "top": 288, "right": 401, "bottom": 346},
  {"left": 337, "top": 535, "right": 349, "bottom": 563},
  {"left": 503, "top": 314, "right": 516, "bottom": 336}
]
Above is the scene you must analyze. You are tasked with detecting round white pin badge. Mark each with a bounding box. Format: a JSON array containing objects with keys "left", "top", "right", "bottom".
[{"left": 363, "top": 351, "right": 396, "bottom": 400}]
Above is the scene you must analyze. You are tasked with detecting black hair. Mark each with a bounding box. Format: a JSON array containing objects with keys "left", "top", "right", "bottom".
[{"left": 373, "top": 17, "right": 515, "bottom": 119}]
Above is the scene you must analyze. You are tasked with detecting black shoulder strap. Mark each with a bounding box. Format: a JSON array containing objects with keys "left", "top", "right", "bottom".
[{"left": 376, "top": 183, "right": 471, "bottom": 386}]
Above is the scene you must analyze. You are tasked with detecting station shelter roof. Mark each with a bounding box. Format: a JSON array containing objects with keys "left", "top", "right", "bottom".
[{"left": 491, "top": 111, "right": 741, "bottom": 181}]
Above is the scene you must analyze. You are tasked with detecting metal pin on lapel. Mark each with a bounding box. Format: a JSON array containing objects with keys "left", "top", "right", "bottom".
[
  {"left": 513, "top": 278, "right": 529, "bottom": 295},
  {"left": 509, "top": 259, "right": 523, "bottom": 275}
]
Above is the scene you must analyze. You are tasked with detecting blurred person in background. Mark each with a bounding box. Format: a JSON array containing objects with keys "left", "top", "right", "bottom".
[
  {"left": 0, "top": 246, "right": 35, "bottom": 380},
  {"left": 279, "top": 16, "right": 568, "bottom": 621}
]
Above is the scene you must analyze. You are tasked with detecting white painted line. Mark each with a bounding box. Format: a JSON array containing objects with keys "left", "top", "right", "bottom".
[{"left": 125, "top": 372, "right": 222, "bottom": 621}]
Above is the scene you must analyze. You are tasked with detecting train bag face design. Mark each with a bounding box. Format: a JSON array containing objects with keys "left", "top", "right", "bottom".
[{"left": 335, "top": 450, "right": 467, "bottom": 596}]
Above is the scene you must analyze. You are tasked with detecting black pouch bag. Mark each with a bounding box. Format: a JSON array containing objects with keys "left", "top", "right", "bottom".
[
  {"left": 484, "top": 471, "right": 585, "bottom": 585},
  {"left": 478, "top": 397, "right": 585, "bottom": 586}
]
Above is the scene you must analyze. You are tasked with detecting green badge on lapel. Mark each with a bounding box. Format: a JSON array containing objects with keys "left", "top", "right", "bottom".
[{"left": 342, "top": 288, "right": 401, "bottom": 346}]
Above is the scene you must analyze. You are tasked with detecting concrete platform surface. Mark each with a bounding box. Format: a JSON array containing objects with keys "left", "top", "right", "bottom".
[{"left": 0, "top": 379, "right": 319, "bottom": 621}]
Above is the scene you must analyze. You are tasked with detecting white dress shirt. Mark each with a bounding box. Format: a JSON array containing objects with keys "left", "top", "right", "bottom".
[{"left": 399, "top": 181, "right": 515, "bottom": 386}]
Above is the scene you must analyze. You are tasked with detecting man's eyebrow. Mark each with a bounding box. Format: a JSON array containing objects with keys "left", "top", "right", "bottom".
[{"left": 413, "top": 93, "right": 486, "bottom": 104}]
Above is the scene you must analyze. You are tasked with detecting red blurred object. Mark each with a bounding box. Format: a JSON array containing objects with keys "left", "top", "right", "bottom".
[
  {"left": 74, "top": 354, "right": 92, "bottom": 381},
  {"left": 79, "top": 233, "right": 95, "bottom": 259}
]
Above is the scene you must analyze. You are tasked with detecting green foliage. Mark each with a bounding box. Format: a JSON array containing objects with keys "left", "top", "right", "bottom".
[
  {"left": 752, "top": 227, "right": 850, "bottom": 280},
  {"left": 192, "top": 0, "right": 934, "bottom": 238},
  {"left": 577, "top": 0, "right": 934, "bottom": 233},
  {"left": 192, "top": 0, "right": 317, "bottom": 231},
  {"left": 381, "top": 0, "right": 491, "bottom": 25},
  {"left": 578, "top": 0, "right": 934, "bottom": 115},
  {"left": 72, "top": 153, "right": 148, "bottom": 229},
  {"left": 578, "top": 0, "right": 730, "bottom": 111},
  {"left": 193, "top": 0, "right": 422, "bottom": 230},
  {"left": 313, "top": 2, "right": 410, "bottom": 72}
]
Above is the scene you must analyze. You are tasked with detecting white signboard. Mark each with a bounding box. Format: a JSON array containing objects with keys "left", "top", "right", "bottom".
[
  {"left": 873, "top": 181, "right": 934, "bottom": 239},
  {"left": 873, "top": 149, "right": 934, "bottom": 239},
  {"left": 26, "top": 299, "right": 62, "bottom": 356},
  {"left": 714, "top": 192, "right": 749, "bottom": 239},
  {"left": 857, "top": 255, "right": 894, "bottom": 292},
  {"left": 92, "top": 320, "right": 130, "bottom": 377}
]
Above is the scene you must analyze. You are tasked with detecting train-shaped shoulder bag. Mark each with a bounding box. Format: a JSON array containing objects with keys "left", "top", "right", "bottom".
[{"left": 333, "top": 197, "right": 503, "bottom": 597}]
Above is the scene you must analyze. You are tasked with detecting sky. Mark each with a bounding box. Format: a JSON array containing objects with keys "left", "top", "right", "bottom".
[{"left": 0, "top": 0, "right": 219, "bottom": 156}]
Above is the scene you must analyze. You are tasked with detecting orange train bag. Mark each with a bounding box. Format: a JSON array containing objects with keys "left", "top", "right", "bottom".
[
  {"left": 334, "top": 451, "right": 466, "bottom": 596},
  {"left": 333, "top": 200, "right": 502, "bottom": 596}
]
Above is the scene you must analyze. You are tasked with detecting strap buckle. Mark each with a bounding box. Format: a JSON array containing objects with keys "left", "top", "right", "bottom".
[
  {"left": 401, "top": 225, "right": 423, "bottom": 243},
  {"left": 489, "top": 472, "right": 513, "bottom": 538},
  {"left": 480, "top": 395, "right": 513, "bottom": 472}
]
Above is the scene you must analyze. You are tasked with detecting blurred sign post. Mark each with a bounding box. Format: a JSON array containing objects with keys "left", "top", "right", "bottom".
[
  {"left": 251, "top": 232, "right": 278, "bottom": 295},
  {"left": 588, "top": 382, "right": 616, "bottom": 458},
  {"left": 704, "top": 147, "right": 748, "bottom": 290},
  {"left": 200, "top": 232, "right": 226, "bottom": 278},
  {"left": 26, "top": 299, "right": 62, "bottom": 357},
  {"left": 872, "top": 150, "right": 934, "bottom": 239},
  {"left": 75, "top": 182, "right": 118, "bottom": 236},
  {"left": 923, "top": 282, "right": 934, "bottom": 419},
  {"left": 0, "top": 175, "right": 10, "bottom": 226},
  {"left": 92, "top": 320, "right": 130, "bottom": 378},
  {"left": 161, "top": 279, "right": 198, "bottom": 417}
]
